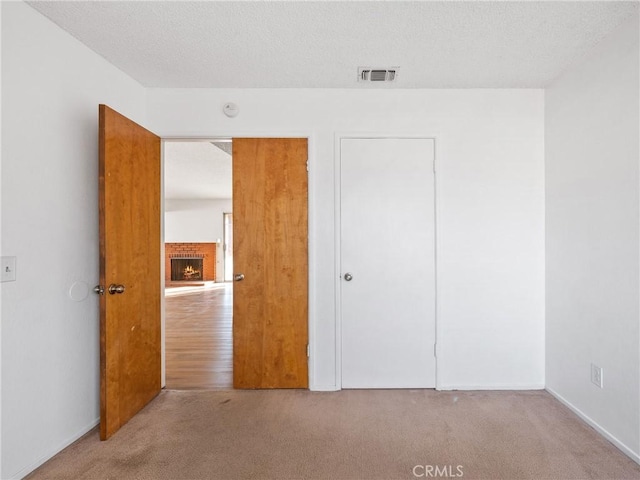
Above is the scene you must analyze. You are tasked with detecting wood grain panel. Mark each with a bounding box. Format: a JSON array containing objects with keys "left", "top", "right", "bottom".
[
  {"left": 99, "top": 105, "right": 161, "bottom": 439},
  {"left": 232, "top": 138, "right": 308, "bottom": 389}
]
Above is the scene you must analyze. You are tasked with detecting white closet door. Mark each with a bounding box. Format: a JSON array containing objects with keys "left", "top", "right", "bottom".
[{"left": 340, "top": 138, "right": 436, "bottom": 388}]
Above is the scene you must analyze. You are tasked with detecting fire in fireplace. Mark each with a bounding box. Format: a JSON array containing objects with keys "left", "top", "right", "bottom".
[{"left": 171, "top": 258, "right": 203, "bottom": 281}]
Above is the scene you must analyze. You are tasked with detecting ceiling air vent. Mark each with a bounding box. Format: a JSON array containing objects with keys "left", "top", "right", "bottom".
[{"left": 358, "top": 67, "right": 398, "bottom": 83}]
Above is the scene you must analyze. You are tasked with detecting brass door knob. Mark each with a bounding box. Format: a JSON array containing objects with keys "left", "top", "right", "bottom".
[{"left": 108, "top": 284, "right": 125, "bottom": 295}]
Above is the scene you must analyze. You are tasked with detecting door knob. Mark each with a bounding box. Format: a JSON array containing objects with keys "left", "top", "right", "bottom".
[
  {"left": 108, "top": 284, "right": 125, "bottom": 295},
  {"left": 234, "top": 273, "right": 245, "bottom": 282},
  {"left": 93, "top": 285, "right": 105, "bottom": 295},
  {"left": 344, "top": 273, "right": 353, "bottom": 281}
]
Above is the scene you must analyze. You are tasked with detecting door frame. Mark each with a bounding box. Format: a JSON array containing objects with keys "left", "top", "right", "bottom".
[
  {"left": 160, "top": 134, "right": 316, "bottom": 390},
  {"left": 334, "top": 133, "right": 443, "bottom": 390}
]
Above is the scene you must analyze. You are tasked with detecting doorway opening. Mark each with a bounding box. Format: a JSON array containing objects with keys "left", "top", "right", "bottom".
[
  {"left": 163, "top": 139, "right": 233, "bottom": 390},
  {"left": 162, "top": 137, "right": 310, "bottom": 391}
]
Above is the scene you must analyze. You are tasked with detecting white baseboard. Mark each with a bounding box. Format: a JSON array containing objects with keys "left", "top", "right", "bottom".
[
  {"left": 437, "top": 384, "right": 545, "bottom": 391},
  {"left": 309, "top": 384, "right": 340, "bottom": 391},
  {"left": 546, "top": 387, "right": 640, "bottom": 465},
  {"left": 10, "top": 418, "right": 99, "bottom": 480},
  {"left": 312, "top": 384, "right": 546, "bottom": 391}
]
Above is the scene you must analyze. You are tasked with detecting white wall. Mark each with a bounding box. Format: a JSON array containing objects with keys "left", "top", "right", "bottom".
[
  {"left": 1, "top": 3, "right": 147, "bottom": 478},
  {"left": 165, "top": 198, "right": 231, "bottom": 243},
  {"left": 545, "top": 13, "right": 640, "bottom": 460},
  {"left": 147, "top": 88, "right": 546, "bottom": 391}
]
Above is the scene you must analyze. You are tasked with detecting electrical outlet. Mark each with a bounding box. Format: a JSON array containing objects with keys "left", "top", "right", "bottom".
[
  {"left": 591, "top": 363, "right": 603, "bottom": 388},
  {"left": 1, "top": 256, "right": 16, "bottom": 282}
]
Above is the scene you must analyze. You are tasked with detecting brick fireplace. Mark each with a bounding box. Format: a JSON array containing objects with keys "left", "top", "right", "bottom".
[{"left": 165, "top": 243, "right": 216, "bottom": 283}]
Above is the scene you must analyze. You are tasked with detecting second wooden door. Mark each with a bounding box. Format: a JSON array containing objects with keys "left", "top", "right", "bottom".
[{"left": 232, "top": 138, "right": 309, "bottom": 389}]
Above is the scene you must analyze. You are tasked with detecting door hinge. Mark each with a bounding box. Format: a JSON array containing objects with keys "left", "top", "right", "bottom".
[
  {"left": 306, "top": 344, "right": 310, "bottom": 358},
  {"left": 434, "top": 343, "right": 437, "bottom": 357},
  {"left": 433, "top": 158, "right": 436, "bottom": 173},
  {"left": 306, "top": 160, "right": 309, "bottom": 172}
]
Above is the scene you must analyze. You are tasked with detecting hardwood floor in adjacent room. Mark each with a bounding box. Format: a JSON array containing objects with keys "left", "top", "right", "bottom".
[{"left": 165, "top": 283, "right": 232, "bottom": 389}]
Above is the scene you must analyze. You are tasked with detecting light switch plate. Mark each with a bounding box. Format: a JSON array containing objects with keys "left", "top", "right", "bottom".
[{"left": 1, "top": 256, "right": 16, "bottom": 282}]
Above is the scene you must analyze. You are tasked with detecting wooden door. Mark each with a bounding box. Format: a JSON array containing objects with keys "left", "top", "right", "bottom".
[
  {"left": 340, "top": 138, "right": 436, "bottom": 388},
  {"left": 232, "top": 138, "right": 308, "bottom": 388},
  {"left": 99, "top": 105, "right": 161, "bottom": 439}
]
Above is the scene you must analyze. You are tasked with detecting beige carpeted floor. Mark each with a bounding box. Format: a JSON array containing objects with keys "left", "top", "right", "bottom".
[{"left": 27, "top": 389, "right": 640, "bottom": 480}]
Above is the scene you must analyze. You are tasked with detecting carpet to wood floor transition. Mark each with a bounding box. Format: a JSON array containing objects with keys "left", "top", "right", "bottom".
[{"left": 27, "top": 389, "right": 640, "bottom": 480}]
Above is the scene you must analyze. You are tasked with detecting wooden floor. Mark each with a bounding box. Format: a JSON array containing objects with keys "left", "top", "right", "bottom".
[{"left": 165, "top": 283, "right": 232, "bottom": 389}]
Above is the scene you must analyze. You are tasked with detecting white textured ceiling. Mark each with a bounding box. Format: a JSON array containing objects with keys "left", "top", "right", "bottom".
[
  {"left": 164, "top": 141, "right": 231, "bottom": 200},
  {"left": 27, "top": 1, "right": 638, "bottom": 88}
]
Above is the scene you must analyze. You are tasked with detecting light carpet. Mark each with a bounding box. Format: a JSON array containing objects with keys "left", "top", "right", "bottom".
[{"left": 27, "top": 389, "right": 640, "bottom": 480}]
